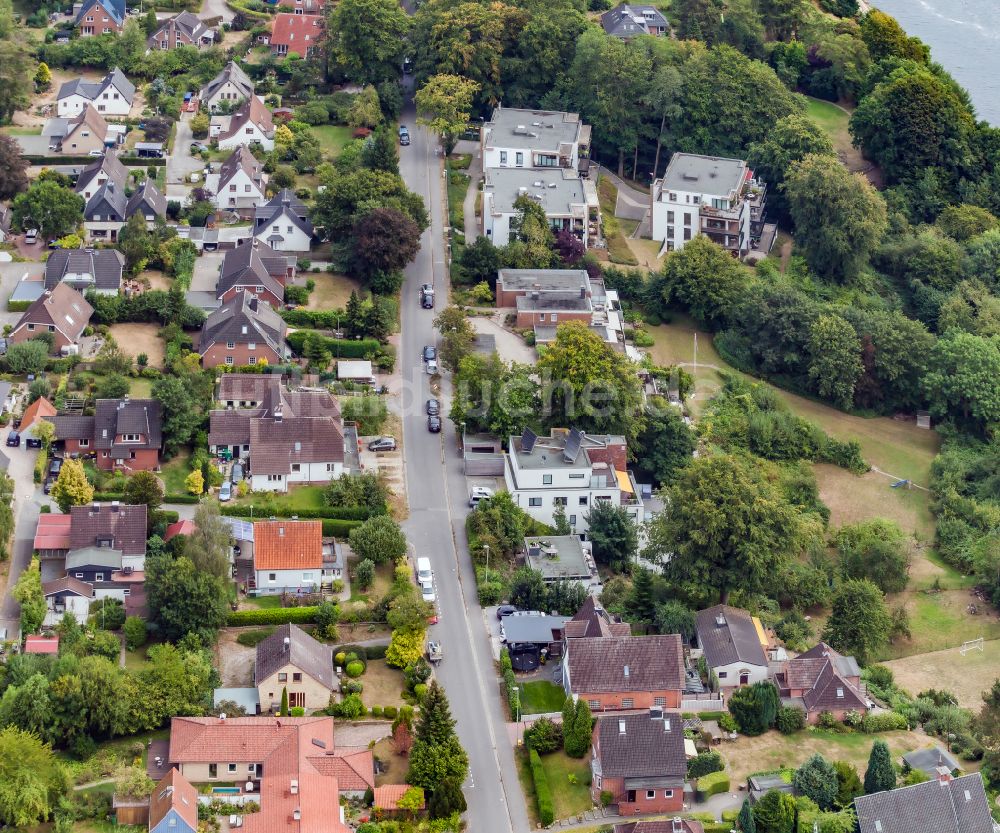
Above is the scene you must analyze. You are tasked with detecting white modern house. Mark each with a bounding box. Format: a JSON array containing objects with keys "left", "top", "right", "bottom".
[
  {"left": 481, "top": 105, "right": 591, "bottom": 173},
  {"left": 252, "top": 520, "right": 343, "bottom": 593},
  {"left": 56, "top": 68, "right": 135, "bottom": 117},
  {"left": 42, "top": 576, "right": 94, "bottom": 626},
  {"left": 503, "top": 428, "right": 645, "bottom": 533},
  {"left": 650, "top": 153, "right": 770, "bottom": 258},
  {"left": 482, "top": 167, "right": 599, "bottom": 248}
]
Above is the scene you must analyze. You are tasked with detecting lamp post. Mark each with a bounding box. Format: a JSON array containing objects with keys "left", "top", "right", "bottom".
[{"left": 483, "top": 543, "right": 490, "bottom": 583}]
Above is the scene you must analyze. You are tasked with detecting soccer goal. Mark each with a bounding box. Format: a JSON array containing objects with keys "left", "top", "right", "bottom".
[{"left": 960, "top": 637, "right": 984, "bottom": 655}]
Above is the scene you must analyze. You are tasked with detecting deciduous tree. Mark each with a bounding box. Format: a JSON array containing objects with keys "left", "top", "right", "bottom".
[
  {"left": 434, "top": 306, "right": 475, "bottom": 373},
  {"left": 415, "top": 74, "right": 480, "bottom": 154},
  {"left": 349, "top": 515, "right": 407, "bottom": 565},
  {"left": 835, "top": 519, "right": 910, "bottom": 593},
  {"left": 185, "top": 501, "right": 234, "bottom": 579},
  {"left": 0, "top": 134, "right": 28, "bottom": 200},
  {"left": 807, "top": 313, "right": 863, "bottom": 409},
  {"left": 123, "top": 471, "right": 163, "bottom": 518},
  {"left": 145, "top": 553, "right": 228, "bottom": 644},
  {"left": 662, "top": 235, "right": 748, "bottom": 329},
  {"left": 783, "top": 154, "right": 888, "bottom": 283},
  {"left": 822, "top": 578, "right": 891, "bottom": 664},
  {"left": 585, "top": 502, "right": 639, "bottom": 573},
  {"left": 922, "top": 330, "right": 1000, "bottom": 435},
  {"left": 50, "top": 459, "right": 94, "bottom": 514},
  {"left": 11, "top": 179, "right": 83, "bottom": 239},
  {"left": 326, "top": 0, "right": 410, "bottom": 85},
  {"left": 0, "top": 726, "right": 67, "bottom": 828},
  {"left": 352, "top": 207, "right": 420, "bottom": 279},
  {"left": 12, "top": 558, "right": 45, "bottom": 635}
]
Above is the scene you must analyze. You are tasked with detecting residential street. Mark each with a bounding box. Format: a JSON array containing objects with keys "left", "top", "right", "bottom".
[{"left": 396, "top": 88, "right": 530, "bottom": 833}]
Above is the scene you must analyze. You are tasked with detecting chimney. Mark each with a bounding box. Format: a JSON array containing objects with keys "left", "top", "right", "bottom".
[
  {"left": 618, "top": 720, "right": 626, "bottom": 735},
  {"left": 936, "top": 766, "right": 953, "bottom": 784},
  {"left": 219, "top": 714, "right": 226, "bottom": 721},
  {"left": 283, "top": 636, "right": 290, "bottom": 651},
  {"left": 715, "top": 614, "right": 726, "bottom": 627},
  {"left": 580, "top": 285, "right": 586, "bottom": 299},
  {"left": 292, "top": 809, "right": 301, "bottom": 820},
  {"left": 290, "top": 779, "right": 298, "bottom": 795}
]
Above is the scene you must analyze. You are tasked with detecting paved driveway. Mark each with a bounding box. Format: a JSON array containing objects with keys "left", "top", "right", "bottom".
[
  {"left": 166, "top": 114, "right": 203, "bottom": 200},
  {"left": 471, "top": 317, "right": 535, "bottom": 364},
  {"left": 191, "top": 252, "right": 223, "bottom": 292},
  {"left": 200, "top": 0, "right": 234, "bottom": 23}
]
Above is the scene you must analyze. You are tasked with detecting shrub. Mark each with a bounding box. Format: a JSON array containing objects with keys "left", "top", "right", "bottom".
[
  {"left": 290, "top": 707, "right": 305, "bottom": 716},
  {"left": 365, "top": 644, "right": 388, "bottom": 660},
  {"left": 697, "top": 770, "right": 730, "bottom": 799},
  {"left": 528, "top": 749, "right": 554, "bottom": 826},
  {"left": 523, "top": 717, "right": 563, "bottom": 755},
  {"left": 719, "top": 713, "right": 738, "bottom": 732},
  {"left": 227, "top": 606, "right": 321, "bottom": 625},
  {"left": 413, "top": 683, "right": 428, "bottom": 701},
  {"left": 728, "top": 682, "right": 779, "bottom": 735},
  {"left": 123, "top": 616, "right": 148, "bottom": 651},
  {"left": 776, "top": 705, "right": 806, "bottom": 734},
  {"left": 371, "top": 706, "right": 384, "bottom": 718},
  {"left": 345, "top": 660, "right": 365, "bottom": 678},
  {"left": 335, "top": 651, "right": 347, "bottom": 666},
  {"left": 383, "top": 706, "right": 398, "bottom": 719},
  {"left": 688, "top": 751, "right": 724, "bottom": 779},
  {"left": 861, "top": 712, "right": 909, "bottom": 733},
  {"left": 333, "top": 694, "right": 366, "bottom": 719}
]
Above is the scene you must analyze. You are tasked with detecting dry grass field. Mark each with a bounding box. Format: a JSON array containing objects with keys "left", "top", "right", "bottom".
[
  {"left": 305, "top": 272, "right": 362, "bottom": 312},
  {"left": 885, "top": 639, "right": 1000, "bottom": 709},
  {"left": 107, "top": 323, "right": 166, "bottom": 368}
]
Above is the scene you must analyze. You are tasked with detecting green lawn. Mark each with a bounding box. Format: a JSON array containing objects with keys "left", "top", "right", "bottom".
[
  {"left": 312, "top": 125, "right": 353, "bottom": 160},
  {"left": 232, "top": 484, "right": 326, "bottom": 512},
  {"left": 804, "top": 96, "right": 866, "bottom": 173},
  {"left": 519, "top": 680, "right": 567, "bottom": 715},
  {"left": 245, "top": 595, "right": 283, "bottom": 609},
  {"left": 1, "top": 125, "right": 41, "bottom": 136},
  {"left": 538, "top": 752, "right": 594, "bottom": 820},
  {"left": 446, "top": 164, "right": 469, "bottom": 230},
  {"left": 160, "top": 451, "right": 192, "bottom": 495},
  {"left": 128, "top": 377, "right": 152, "bottom": 398}
]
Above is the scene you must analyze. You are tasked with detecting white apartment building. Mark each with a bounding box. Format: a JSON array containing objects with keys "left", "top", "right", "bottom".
[
  {"left": 481, "top": 105, "right": 592, "bottom": 172},
  {"left": 503, "top": 428, "right": 644, "bottom": 533},
  {"left": 650, "top": 153, "right": 768, "bottom": 258}
]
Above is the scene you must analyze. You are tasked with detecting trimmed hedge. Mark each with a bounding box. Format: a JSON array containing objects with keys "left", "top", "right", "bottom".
[
  {"left": 165, "top": 493, "right": 201, "bottom": 504},
  {"left": 861, "top": 711, "right": 909, "bottom": 733},
  {"left": 322, "top": 519, "right": 361, "bottom": 536},
  {"left": 528, "top": 749, "right": 554, "bottom": 826},
  {"left": 227, "top": 606, "right": 320, "bottom": 625},
  {"left": 286, "top": 330, "right": 382, "bottom": 358},
  {"left": 94, "top": 491, "right": 198, "bottom": 504},
  {"left": 219, "top": 504, "right": 376, "bottom": 521},
  {"left": 7, "top": 300, "right": 31, "bottom": 312},
  {"left": 696, "top": 771, "right": 730, "bottom": 800},
  {"left": 280, "top": 309, "right": 344, "bottom": 329},
  {"left": 21, "top": 155, "right": 167, "bottom": 166},
  {"left": 687, "top": 751, "right": 724, "bottom": 779}
]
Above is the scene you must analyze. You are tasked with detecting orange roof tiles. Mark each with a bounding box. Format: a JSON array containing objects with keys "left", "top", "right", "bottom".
[
  {"left": 148, "top": 768, "right": 198, "bottom": 832},
  {"left": 21, "top": 396, "right": 57, "bottom": 433},
  {"left": 24, "top": 634, "right": 59, "bottom": 654},
  {"left": 270, "top": 12, "right": 323, "bottom": 50},
  {"left": 164, "top": 519, "right": 196, "bottom": 542},
  {"left": 34, "top": 513, "right": 72, "bottom": 550},
  {"left": 253, "top": 520, "right": 322, "bottom": 571},
  {"left": 373, "top": 785, "right": 424, "bottom": 811}
]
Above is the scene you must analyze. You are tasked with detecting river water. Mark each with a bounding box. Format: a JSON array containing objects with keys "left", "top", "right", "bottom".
[{"left": 874, "top": 0, "right": 1000, "bottom": 125}]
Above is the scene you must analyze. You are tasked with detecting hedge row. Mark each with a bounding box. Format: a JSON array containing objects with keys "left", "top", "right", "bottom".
[
  {"left": 322, "top": 519, "right": 362, "bottom": 536},
  {"left": 528, "top": 749, "right": 554, "bottom": 826},
  {"left": 92, "top": 491, "right": 199, "bottom": 505},
  {"left": 861, "top": 711, "right": 909, "bottom": 733},
  {"left": 696, "top": 771, "right": 730, "bottom": 800},
  {"left": 500, "top": 649, "right": 519, "bottom": 718},
  {"left": 218, "top": 504, "right": 377, "bottom": 521},
  {"left": 7, "top": 300, "right": 31, "bottom": 312},
  {"left": 227, "top": 606, "right": 319, "bottom": 626},
  {"left": 334, "top": 643, "right": 388, "bottom": 660},
  {"left": 280, "top": 308, "right": 344, "bottom": 329},
  {"left": 286, "top": 330, "right": 382, "bottom": 358},
  {"left": 21, "top": 155, "right": 167, "bottom": 166}
]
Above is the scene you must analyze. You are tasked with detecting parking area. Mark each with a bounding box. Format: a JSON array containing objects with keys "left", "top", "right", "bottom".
[
  {"left": 471, "top": 316, "right": 536, "bottom": 364},
  {"left": 190, "top": 251, "right": 224, "bottom": 292}
]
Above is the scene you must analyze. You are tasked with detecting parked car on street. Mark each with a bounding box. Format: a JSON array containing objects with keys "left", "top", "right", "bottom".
[
  {"left": 422, "top": 345, "right": 436, "bottom": 362},
  {"left": 426, "top": 398, "right": 440, "bottom": 415},
  {"left": 426, "top": 359, "right": 438, "bottom": 375},
  {"left": 426, "top": 640, "right": 443, "bottom": 664},
  {"left": 427, "top": 415, "right": 441, "bottom": 433},
  {"left": 421, "top": 292, "right": 434, "bottom": 309}
]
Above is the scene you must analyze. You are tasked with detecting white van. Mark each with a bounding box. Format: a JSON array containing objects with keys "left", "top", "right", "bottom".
[{"left": 415, "top": 557, "right": 432, "bottom": 584}]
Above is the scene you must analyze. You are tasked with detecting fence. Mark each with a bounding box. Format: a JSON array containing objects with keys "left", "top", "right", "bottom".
[
  {"left": 681, "top": 697, "right": 726, "bottom": 712},
  {"left": 464, "top": 452, "right": 505, "bottom": 476}
]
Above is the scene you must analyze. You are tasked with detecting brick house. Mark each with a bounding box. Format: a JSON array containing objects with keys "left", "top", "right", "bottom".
[
  {"left": 591, "top": 711, "right": 687, "bottom": 815},
  {"left": 199, "top": 290, "right": 287, "bottom": 369},
  {"left": 147, "top": 12, "right": 216, "bottom": 50},
  {"left": 217, "top": 238, "right": 294, "bottom": 308},
  {"left": 614, "top": 821, "right": 704, "bottom": 833},
  {"left": 76, "top": 0, "right": 125, "bottom": 35},
  {"left": 563, "top": 634, "right": 685, "bottom": 711},
  {"left": 48, "top": 398, "right": 163, "bottom": 472},
  {"left": 270, "top": 12, "right": 324, "bottom": 57},
  {"left": 774, "top": 642, "right": 868, "bottom": 724},
  {"left": 255, "top": 623, "right": 333, "bottom": 712},
  {"left": 9, "top": 284, "right": 93, "bottom": 354}
]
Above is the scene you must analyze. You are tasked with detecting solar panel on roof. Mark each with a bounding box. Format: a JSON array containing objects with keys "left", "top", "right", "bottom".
[
  {"left": 563, "top": 427, "right": 582, "bottom": 462},
  {"left": 521, "top": 426, "right": 537, "bottom": 453}
]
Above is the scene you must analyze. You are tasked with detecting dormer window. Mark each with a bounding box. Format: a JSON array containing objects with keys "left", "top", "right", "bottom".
[{"left": 122, "top": 433, "right": 140, "bottom": 442}]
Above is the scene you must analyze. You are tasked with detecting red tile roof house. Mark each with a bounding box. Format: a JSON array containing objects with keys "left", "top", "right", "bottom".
[
  {"left": 270, "top": 12, "right": 324, "bottom": 57},
  {"left": 373, "top": 785, "right": 425, "bottom": 814},
  {"left": 773, "top": 642, "right": 868, "bottom": 724},
  {"left": 614, "top": 821, "right": 705, "bottom": 833},
  {"left": 562, "top": 635, "right": 686, "bottom": 712},
  {"left": 24, "top": 634, "right": 60, "bottom": 654},
  {"left": 33, "top": 512, "right": 73, "bottom": 558},
  {"left": 166, "top": 715, "right": 373, "bottom": 832},
  {"left": 592, "top": 711, "right": 688, "bottom": 816},
  {"left": 9, "top": 283, "right": 93, "bottom": 355},
  {"left": 253, "top": 520, "right": 342, "bottom": 594},
  {"left": 47, "top": 398, "right": 163, "bottom": 472}
]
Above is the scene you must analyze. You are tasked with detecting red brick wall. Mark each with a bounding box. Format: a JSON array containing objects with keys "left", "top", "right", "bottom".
[
  {"left": 220, "top": 286, "right": 282, "bottom": 308},
  {"left": 9, "top": 327, "right": 72, "bottom": 354},
  {"left": 63, "top": 439, "right": 93, "bottom": 456},
  {"left": 576, "top": 690, "right": 681, "bottom": 712},
  {"left": 514, "top": 309, "right": 591, "bottom": 329},
  {"left": 202, "top": 343, "right": 282, "bottom": 369},
  {"left": 592, "top": 776, "right": 684, "bottom": 814},
  {"left": 496, "top": 284, "right": 522, "bottom": 307},
  {"left": 96, "top": 448, "right": 159, "bottom": 472}
]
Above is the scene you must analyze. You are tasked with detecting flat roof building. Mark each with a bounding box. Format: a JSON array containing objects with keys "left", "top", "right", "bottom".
[{"left": 524, "top": 535, "right": 596, "bottom": 584}]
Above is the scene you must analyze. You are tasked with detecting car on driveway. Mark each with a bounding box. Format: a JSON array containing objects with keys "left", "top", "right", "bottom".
[
  {"left": 26, "top": 437, "right": 42, "bottom": 449},
  {"left": 219, "top": 481, "right": 232, "bottom": 501},
  {"left": 24, "top": 230, "right": 37, "bottom": 245},
  {"left": 426, "top": 398, "right": 440, "bottom": 416},
  {"left": 367, "top": 436, "right": 397, "bottom": 452},
  {"left": 48, "top": 458, "right": 62, "bottom": 477},
  {"left": 427, "top": 415, "right": 441, "bottom": 433},
  {"left": 497, "top": 604, "right": 519, "bottom": 620},
  {"left": 5, "top": 432, "right": 19, "bottom": 448},
  {"left": 422, "top": 345, "right": 436, "bottom": 362},
  {"left": 469, "top": 485, "right": 494, "bottom": 507}
]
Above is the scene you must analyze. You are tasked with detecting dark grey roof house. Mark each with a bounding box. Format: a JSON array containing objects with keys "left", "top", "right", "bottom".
[
  {"left": 601, "top": 3, "right": 668, "bottom": 38},
  {"left": 83, "top": 179, "right": 128, "bottom": 225},
  {"left": 563, "top": 635, "right": 685, "bottom": 699},
  {"left": 76, "top": 152, "right": 128, "bottom": 201},
  {"left": 252, "top": 189, "right": 313, "bottom": 252},
  {"left": 69, "top": 502, "right": 148, "bottom": 556},
  {"left": 903, "top": 746, "right": 962, "bottom": 779},
  {"left": 592, "top": 711, "right": 687, "bottom": 790},
  {"left": 44, "top": 249, "right": 125, "bottom": 295},
  {"left": 694, "top": 604, "right": 769, "bottom": 684},
  {"left": 254, "top": 623, "right": 334, "bottom": 694},
  {"left": 199, "top": 290, "right": 287, "bottom": 366},
  {"left": 217, "top": 238, "right": 292, "bottom": 305},
  {"left": 126, "top": 180, "right": 167, "bottom": 224},
  {"left": 854, "top": 773, "right": 998, "bottom": 833}
]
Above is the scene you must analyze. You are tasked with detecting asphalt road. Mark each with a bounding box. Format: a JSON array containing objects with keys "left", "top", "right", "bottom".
[{"left": 396, "top": 89, "right": 530, "bottom": 833}]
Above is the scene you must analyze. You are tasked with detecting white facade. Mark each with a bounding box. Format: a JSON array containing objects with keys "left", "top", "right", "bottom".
[
  {"left": 503, "top": 449, "right": 643, "bottom": 533},
  {"left": 216, "top": 122, "right": 275, "bottom": 152},
  {"left": 709, "top": 660, "right": 769, "bottom": 689},
  {"left": 254, "top": 566, "right": 321, "bottom": 594},
  {"left": 57, "top": 83, "right": 132, "bottom": 118},
  {"left": 83, "top": 218, "right": 125, "bottom": 241},
  {"left": 482, "top": 169, "right": 594, "bottom": 249},
  {"left": 650, "top": 182, "right": 751, "bottom": 253},
  {"left": 480, "top": 107, "right": 589, "bottom": 171},
  {"left": 250, "top": 461, "right": 345, "bottom": 494},
  {"left": 203, "top": 79, "right": 251, "bottom": 111},
  {"left": 43, "top": 594, "right": 90, "bottom": 626},
  {"left": 208, "top": 168, "right": 267, "bottom": 210},
  {"left": 253, "top": 213, "right": 311, "bottom": 252}
]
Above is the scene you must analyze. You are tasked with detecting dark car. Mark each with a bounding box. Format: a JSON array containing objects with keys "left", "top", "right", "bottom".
[
  {"left": 48, "top": 458, "right": 62, "bottom": 477},
  {"left": 190, "top": 142, "right": 209, "bottom": 154},
  {"left": 422, "top": 345, "right": 436, "bottom": 362},
  {"left": 5, "top": 432, "right": 19, "bottom": 448},
  {"left": 421, "top": 292, "right": 434, "bottom": 309},
  {"left": 26, "top": 437, "right": 42, "bottom": 449},
  {"left": 43, "top": 478, "right": 54, "bottom": 495},
  {"left": 427, "top": 415, "right": 441, "bottom": 433},
  {"left": 426, "top": 398, "right": 440, "bottom": 416},
  {"left": 496, "top": 604, "right": 519, "bottom": 620},
  {"left": 367, "top": 436, "right": 397, "bottom": 452}
]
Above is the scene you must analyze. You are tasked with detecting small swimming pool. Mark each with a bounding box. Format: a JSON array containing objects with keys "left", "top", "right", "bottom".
[{"left": 212, "top": 787, "right": 241, "bottom": 795}]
